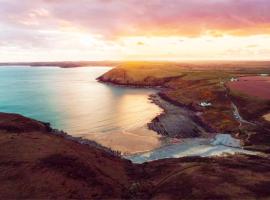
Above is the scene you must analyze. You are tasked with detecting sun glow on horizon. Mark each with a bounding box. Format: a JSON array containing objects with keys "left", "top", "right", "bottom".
[
  {"left": 118, "top": 35, "right": 270, "bottom": 61},
  {"left": 1, "top": 30, "right": 270, "bottom": 62}
]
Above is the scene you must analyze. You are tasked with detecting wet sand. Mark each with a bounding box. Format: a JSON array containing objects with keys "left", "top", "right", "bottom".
[
  {"left": 263, "top": 113, "right": 270, "bottom": 122},
  {"left": 82, "top": 126, "right": 163, "bottom": 155},
  {"left": 80, "top": 93, "right": 211, "bottom": 155},
  {"left": 127, "top": 137, "right": 260, "bottom": 164}
]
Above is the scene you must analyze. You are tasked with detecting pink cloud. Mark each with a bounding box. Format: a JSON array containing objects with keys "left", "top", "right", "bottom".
[
  {"left": 1, "top": 0, "right": 270, "bottom": 46},
  {"left": 41, "top": 0, "right": 270, "bottom": 37}
]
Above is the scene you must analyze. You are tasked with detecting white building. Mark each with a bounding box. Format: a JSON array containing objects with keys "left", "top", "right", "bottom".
[
  {"left": 199, "top": 102, "right": 212, "bottom": 107},
  {"left": 230, "top": 77, "right": 238, "bottom": 82}
]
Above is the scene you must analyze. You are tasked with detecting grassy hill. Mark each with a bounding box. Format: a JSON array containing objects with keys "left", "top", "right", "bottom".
[{"left": 1, "top": 113, "right": 270, "bottom": 199}]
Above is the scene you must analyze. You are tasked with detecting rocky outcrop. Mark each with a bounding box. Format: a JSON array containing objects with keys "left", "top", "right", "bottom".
[
  {"left": 97, "top": 67, "right": 182, "bottom": 86},
  {"left": 148, "top": 95, "right": 208, "bottom": 138}
]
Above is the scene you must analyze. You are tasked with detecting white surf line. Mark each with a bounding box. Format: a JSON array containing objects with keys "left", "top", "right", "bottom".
[{"left": 126, "top": 134, "right": 261, "bottom": 164}]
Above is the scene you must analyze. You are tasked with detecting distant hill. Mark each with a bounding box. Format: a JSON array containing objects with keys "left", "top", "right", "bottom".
[
  {"left": 1, "top": 60, "right": 270, "bottom": 69},
  {"left": 0, "top": 61, "right": 120, "bottom": 68}
]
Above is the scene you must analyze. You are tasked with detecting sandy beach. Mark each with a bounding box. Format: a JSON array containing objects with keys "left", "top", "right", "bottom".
[
  {"left": 82, "top": 126, "right": 163, "bottom": 155},
  {"left": 263, "top": 113, "right": 270, "bottom": 122}
]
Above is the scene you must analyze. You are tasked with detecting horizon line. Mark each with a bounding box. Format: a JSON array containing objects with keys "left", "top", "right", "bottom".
[{"left": 1, "top": 59, "right": 270, "bottom": 64}]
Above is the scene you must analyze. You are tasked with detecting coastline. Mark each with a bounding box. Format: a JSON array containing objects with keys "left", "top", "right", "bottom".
[
  {"left": 1, "top": 113, "right": 270, "bottom": 199},
  {"left": 48, "top": 128, "right": 122, "bottom": 156},
  {"left": 96, "top": 71, "right": 267, "bottom": 157},
  {"left": 157, "top": 92, "right": 216, "bottom": 133},
  {"left": 4, "top": 112, "right": 122, "bottom": 157},
  {"left": 96, "top": 66, "right": 270, "bottom": 154},
  {"left": 97, "top": 76, "right": 213, "bottom": 139},
  {"left": 147, "top": 94, "right": 209, "bottom": 138}
]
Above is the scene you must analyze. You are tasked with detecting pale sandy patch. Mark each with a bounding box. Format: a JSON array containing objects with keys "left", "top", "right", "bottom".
[
  {"left": 263, "top": 113, "right": 270, "bottom": 122},
  {"left": 84, "top": 126, "right": 162, "bottom": 155},
  {"left": 127, "top": 136, "right": 261, "bottom": 164}
]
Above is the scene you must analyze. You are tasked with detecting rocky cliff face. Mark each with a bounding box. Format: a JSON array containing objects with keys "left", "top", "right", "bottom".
[{"left": 98, "top": 67, "right": 181, "bottom": 86}]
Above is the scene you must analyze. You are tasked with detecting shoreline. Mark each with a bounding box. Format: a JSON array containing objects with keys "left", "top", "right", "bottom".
[
  {"left": 32, "top": 120, "right": 122, "bottom": 157},
  {"left": 97, "top": 77, "right": 213, "bottom": 139},
  {"left": 1, "top": 112, "right": 270, "bottom": 199},
  {"left": 49, "top": 129, "right": 122, "bottom": 156},
  {"left": 147, "top": 94, "right": 210, "bottom": 138},
  {"left": 48, "top": 109, "right": 261, "bottom": 164},
  {"left": 127, "top": 137, "right": 261, "bottom": 164},
  {"left": 97, "top": 75, "right": 264, "bottom": 158}
]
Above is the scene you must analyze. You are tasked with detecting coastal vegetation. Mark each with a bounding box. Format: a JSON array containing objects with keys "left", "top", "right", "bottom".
[{"left": 1, "top": 113, "right": 270, "bottom": 199}]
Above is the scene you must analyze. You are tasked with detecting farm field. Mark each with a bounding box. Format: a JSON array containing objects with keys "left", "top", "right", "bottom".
[{"left": 228, "top": 76, "right": 270, "bottom": 100}]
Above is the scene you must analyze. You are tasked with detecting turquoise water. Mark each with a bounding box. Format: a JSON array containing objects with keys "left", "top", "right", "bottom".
[{"left": 0, "top": 66, "right": 161, "bottom": 136}]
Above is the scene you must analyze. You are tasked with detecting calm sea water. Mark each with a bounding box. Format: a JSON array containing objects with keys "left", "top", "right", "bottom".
[{"left": 0, "top": 66, "right": 161, "bottom": 137}]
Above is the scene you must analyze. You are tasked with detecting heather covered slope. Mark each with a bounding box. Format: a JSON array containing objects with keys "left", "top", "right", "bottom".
[
  {"left": 1, "top": 113, "right": 270, "bottom": 199},
  {"left": 139, "top": 156, "right": 270, "bottom": 200},
  {"left": 0, "top": 113, "right": 133, "bottom": 199}
]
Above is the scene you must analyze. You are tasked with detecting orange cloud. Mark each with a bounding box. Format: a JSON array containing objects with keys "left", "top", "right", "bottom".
[
  {"left": 1, "top": 0, "right": 270, "bottom": 61},
  {"left": 2, "top": 0, "right": 270, "bottom": 39}
]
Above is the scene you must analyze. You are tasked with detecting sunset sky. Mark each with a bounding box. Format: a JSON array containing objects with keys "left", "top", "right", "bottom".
[{"left": 1, "top": 0, "right": 270, "bottom": 62}]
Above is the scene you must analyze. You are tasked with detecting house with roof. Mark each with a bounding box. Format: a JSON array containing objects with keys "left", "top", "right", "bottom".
[
  {"left": 199, "top": 101, "right": 212, "bottom": 107},
  {"left": 230, "top": 77, "right": 238, "bottom": 82}
]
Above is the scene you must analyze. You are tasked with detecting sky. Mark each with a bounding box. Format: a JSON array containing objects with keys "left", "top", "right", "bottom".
[{"left": 1, "top": 0, "right": 270, "bottom": 62}]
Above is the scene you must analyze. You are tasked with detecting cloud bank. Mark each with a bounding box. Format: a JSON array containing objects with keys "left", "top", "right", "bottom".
[
  {"left": 1, "top": 0, "right": 270, "bottom": 61},
  {"left": 2, "top": 0, "right": 270, "bottom": 37}
]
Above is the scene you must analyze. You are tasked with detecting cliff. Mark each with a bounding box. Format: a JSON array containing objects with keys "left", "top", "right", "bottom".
[{"left": 1, "top": 113, "right": 270, "bottom": 199}]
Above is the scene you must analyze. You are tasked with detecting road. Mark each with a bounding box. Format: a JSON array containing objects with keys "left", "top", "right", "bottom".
[{"left": 231, "top": 102, "right": 256, "bottom": 127}]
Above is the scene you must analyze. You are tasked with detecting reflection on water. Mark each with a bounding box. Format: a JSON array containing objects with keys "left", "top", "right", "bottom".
[
  {"left": 0, "top": 66, "right": 162, "bottom": 154},
  {"left": 84, "top": 127, "right": 162, "bottom": 155}
]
